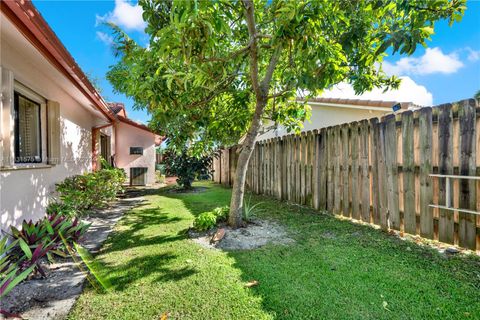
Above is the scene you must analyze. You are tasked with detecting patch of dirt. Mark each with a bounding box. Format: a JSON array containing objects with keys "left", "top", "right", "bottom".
[{"left": 189, "top": 219, "right": 295, "bottom": 250}]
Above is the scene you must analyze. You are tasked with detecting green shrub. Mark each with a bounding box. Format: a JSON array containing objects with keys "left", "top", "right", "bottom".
[
  {"left": 156, "top": 164, "right": 166, "bottom": 174},
  {"left": 55, "top": 167, "right": 126, "bottom": 215},
  {"left": 163, "top": 149, "right": 213, "bottom": 189},
  {"left": 193, "top": 206, "right": 229, "bottom": 231},
  {"left": 47, "top": 201, "right": 76, "bottom": 217},
  {"left": 212, "top": 206, "right": 229, "bottom": 222},
  {"left": 193, "top": 212, "right": 217, "bottom": 231}
]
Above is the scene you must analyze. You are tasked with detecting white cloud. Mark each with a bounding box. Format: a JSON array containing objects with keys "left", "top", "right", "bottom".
[
  {"left": 382, "top": 47, "right": 463, "bottom": 76},
  {"left": 96, "top": 0, "right": 146, "bottom": 31},
  {"left": 96, "top": 31, "right": 114, "bottom": 46},
  {"left": 466, "top": 47, "right": 480, "bottom": 62},
  {"left": 322, "top": 76, "right": 433, "bottom": 106}
]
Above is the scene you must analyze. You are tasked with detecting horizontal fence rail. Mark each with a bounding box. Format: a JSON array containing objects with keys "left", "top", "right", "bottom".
[{"left": 213, "top": 99, "right": 480, "bottom": 251}]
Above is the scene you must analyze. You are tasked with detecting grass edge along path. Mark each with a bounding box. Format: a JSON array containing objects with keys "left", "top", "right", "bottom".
[{"left": 69, "top": 182, "right": 480, "bottom": 320}]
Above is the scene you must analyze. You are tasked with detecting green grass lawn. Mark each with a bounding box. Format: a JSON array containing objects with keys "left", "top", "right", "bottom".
[{"left": 69, "top": 181, "right": 480, "bottom": 320}]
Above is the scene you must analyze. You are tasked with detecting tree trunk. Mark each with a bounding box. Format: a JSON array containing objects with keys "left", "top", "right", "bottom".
[{"left": 228, "top": 98, "right": 266, "bottom": 227}]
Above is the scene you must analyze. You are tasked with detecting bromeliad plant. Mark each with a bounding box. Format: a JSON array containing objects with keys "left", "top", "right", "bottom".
[
  {"left": 0, "top": 237, "right": 36, "bottom": 300},
  {"left": 9, "top": 214, "right": 90, "bottom": 275},
  {"left": 1, "top": 214, "right": 91, "bottom": 316}
]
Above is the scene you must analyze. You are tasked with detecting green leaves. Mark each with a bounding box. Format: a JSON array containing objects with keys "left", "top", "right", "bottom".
[
  {"left": 107, "top": 0, "right": 465, "bottom": 155},
  {"left": 18, "top": 239, "right": 32, "bottom": 259}
]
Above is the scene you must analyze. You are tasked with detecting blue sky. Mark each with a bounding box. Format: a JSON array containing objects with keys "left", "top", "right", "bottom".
[{"left": 34, "top": 0, "right": 480, "bottom": 123}]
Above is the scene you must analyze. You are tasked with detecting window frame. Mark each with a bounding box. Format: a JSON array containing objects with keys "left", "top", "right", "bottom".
[
  {"left": 14, "top": 92, "right": 43, "bottom": 164},
  {"left": 129, "top": 146, "right": 144, "bottom": 155}
]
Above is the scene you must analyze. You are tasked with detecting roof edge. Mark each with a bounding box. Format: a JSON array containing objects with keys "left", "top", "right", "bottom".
[
  {"left": 1, "top": 0, "right": 116, "bottom": 121},
  {"left": 117, "top": 115, "right": 156, "bottom": 134},
  {"left": 297, "top": 97, "right": 414, "bottom": 110}
]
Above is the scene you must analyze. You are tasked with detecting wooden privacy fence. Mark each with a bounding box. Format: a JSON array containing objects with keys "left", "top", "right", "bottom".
[{"left": 213, "top": 99, "right": 480, "bottom": 250}]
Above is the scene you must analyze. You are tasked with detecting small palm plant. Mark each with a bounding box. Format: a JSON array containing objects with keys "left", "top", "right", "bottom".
[{"left": 242, "top": 194, "right": 264, "bottom": 222}]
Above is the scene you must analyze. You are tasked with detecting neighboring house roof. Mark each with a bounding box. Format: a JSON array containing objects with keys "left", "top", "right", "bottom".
[
  {"left": 297, "top": 97, "right": 414, "bottom": 111},
  {"left": 117, "top": 114, "right": 155, "bottom": 133},
  {"left": 1, "top": 0, "right": 115, "bottom": 121},
  {"left": 108, "top": 102, "right": 128, "bottom": 117},
  {"left": 107, "top": 102, "right": 161, "bottom": 137}
]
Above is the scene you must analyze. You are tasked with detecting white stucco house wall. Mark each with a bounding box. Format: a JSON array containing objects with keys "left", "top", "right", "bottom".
[
  {"left": 257, "top": 97, "right": 413, "bottom": 141},
  {"left": 108, "top": 103, "right": 158, "bottom": 186},
  {"left": 0, "top": 1, "right": 159, "bottom": 232}
]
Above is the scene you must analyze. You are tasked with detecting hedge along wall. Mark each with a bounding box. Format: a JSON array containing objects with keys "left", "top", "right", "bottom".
[{"left": 213, "top": 99, "right": 480, "bottom": 251}]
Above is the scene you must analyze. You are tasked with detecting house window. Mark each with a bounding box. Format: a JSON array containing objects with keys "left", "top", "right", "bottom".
[
  {"left": 130, "top": 147, "right": 143, "bottom": 155},
  {"left": 14, "top": 92, "right": 42, "bottom": 163}
]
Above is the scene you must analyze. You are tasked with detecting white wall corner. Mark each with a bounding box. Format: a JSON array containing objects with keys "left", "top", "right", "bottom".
[{"left": 1, "top": 67, "right": 14, "bottom": 167}]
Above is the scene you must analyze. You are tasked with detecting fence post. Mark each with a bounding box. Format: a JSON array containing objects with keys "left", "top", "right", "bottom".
[{"left": 419, "top": 107, "right": 433, "bottom": 239}]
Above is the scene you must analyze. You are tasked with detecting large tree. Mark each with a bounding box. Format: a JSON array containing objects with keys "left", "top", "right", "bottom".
[{"left": 107, "top": 0, "right": 465, "bottom": 227}]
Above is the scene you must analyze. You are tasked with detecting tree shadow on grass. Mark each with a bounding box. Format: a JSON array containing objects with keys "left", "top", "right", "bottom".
[
  {"left": 100, "top": 252, "right": 197, "bottom": 291},
  {"left": 102, "top": 207, "right": 184, "bottom": 254},
  {"left": 90, "top": 203, "right": 197, "bottom": 291},
  {"left": 222, "top": 202, "right": 480, "bottom": 319},
  {"left": 159, "top": 183, "right": 480, "bottom": 318},
  {"left": 159, "top": 185, "right": 231, "bottom": 219}
]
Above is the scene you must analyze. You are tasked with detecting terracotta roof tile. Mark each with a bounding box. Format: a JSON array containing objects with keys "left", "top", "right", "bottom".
[{"left": 107, "top": 102, "right": 125, "bottom": 115}]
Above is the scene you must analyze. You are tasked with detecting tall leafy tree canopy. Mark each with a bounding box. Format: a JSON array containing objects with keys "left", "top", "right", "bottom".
[{"left": 107, "top": 0, "right": 465, "bottom": 227}]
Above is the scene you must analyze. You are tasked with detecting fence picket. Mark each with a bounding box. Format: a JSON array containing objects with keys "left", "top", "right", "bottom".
[
  {"left": 377, "top": 121, "right": 389, "bottom": 231},
  {"left": 419, "top": 108, "right": 434, "bottom": 239},
  {"left": 318, "top": 129, "right": 327, "bottom": 210},
  {"left": 438, "top": 104, "right": 454, "bottom": 244},
  {"left": 402, "top": 111, "right": 416, "bottom": 234},
  {"left": 312, "top": 130, "right": 320, "bottom": 209},
  {"left": 351, "top": 122, "right": 360, "bottom": 219},
  {"left": 458, "top": 99, "right": 477, "bottom": 250},
  {"left": 327, "top": 128, "right": 335, "bottom": 211},
  {"left": 334, "top": 126, "right": 342, "bottom": 214},
  {"left": 212, "top": 99, "right": 479, "bottom": 251},
  {"left": 300, "top": 133, "right": 307, "bottom": 205},
  {"left": 360, "top": 120, "right": 370, "bottom": 222},
  {"left": 385, "top": 114, "right": 400, "bottom": 230},
  {"left": 342, "top": 124, "right": 350, "bottom": 217},
  {"left": 306, "top": 131, "right": 314, "bottom": 206},
  {"left": 370, "top": 118, "right": 380, "bottom": 224}
]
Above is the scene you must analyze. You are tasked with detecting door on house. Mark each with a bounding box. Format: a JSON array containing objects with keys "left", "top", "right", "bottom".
[
  {"left": 100, "top": 134, "right": 111, "bottom": 167},
  {"left": 130, "top": 167, "right": 148, "bottom": 186}
]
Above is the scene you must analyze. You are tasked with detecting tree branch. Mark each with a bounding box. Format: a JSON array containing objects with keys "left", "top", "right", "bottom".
[
  {"left": 200, "top": 44, "right": 251, "bottom": 63},
  {"left": 260, "top": 44, "right": 282, "bottom": 92},
  {"left": 241, "top": 0, "right": 261, "bottom": 98},
  {"left": 267, "top": 88, "right": 291, "bottom": 100},
  {"left": 184, "top": 73, "right": 238, "bottom": 109}
]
